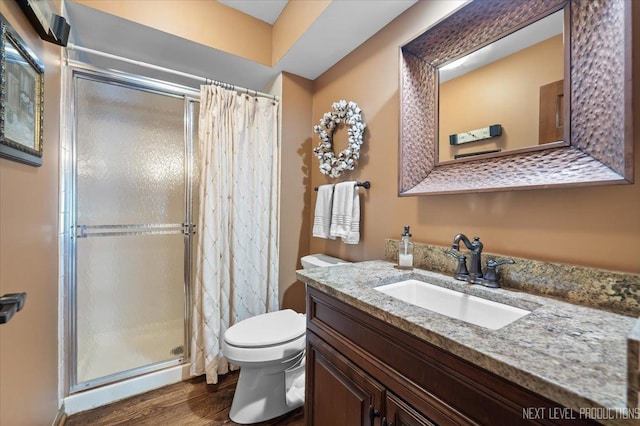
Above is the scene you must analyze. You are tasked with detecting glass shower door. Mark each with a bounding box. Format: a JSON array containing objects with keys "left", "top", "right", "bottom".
[{"left": 72, "top": 74, "right": 193, "bottom": 390}]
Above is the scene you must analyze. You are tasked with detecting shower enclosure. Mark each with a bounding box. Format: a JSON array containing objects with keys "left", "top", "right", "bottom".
[{"left": 64, "top": 65, "right": 199, "bottom": 392}]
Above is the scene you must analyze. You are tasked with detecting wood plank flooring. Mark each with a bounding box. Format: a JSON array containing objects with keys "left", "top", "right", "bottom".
[{"left": 65, "top": 371, "right": 304, "bottom": 425}]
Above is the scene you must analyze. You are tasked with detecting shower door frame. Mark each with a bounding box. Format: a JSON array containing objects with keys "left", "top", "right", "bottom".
[{"left": 63, "top": 63, "right": 200, "bottom": 394}]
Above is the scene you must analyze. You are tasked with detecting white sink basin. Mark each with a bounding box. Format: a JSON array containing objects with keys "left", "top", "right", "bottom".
[{"left": 375, "top": 279, "right": 530, "bottom": 330}]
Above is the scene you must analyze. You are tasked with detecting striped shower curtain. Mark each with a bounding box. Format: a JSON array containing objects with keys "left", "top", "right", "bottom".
[{"left": 190, "top": 85, "right": 280, "bottom": 384}]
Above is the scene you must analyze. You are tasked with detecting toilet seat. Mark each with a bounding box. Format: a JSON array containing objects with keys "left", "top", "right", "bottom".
[
  {"left": 223, "top": 334, "right": 306, "bottom": 364},
  {"left": 223, "top": 309, "right": 306, "bottom": 363},
  {"left": 225, "top": 309, "right": 306, "bottom": 347}
]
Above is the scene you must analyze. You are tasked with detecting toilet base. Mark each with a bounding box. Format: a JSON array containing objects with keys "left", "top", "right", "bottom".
[{"left": 229, "top": 357, "right": 303, "bottom": 424}]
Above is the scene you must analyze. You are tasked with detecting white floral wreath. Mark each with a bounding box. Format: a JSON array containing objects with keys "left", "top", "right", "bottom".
[{"left": 313, "top": 100, "right": 366, "bottom": 178}]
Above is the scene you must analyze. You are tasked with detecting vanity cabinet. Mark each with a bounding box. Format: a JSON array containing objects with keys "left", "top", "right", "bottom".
[
  {"left": 385, "top": 392, "right": 435, "bottom": 426},
  {"left": 307, "top": 331, "right": 384, "bottom": 425},
  {"left": 305, "top": 287, "right": 598, "bottom": 425},
  {"left": 307, "top": 331, "right": 434, "bottom": 426}
]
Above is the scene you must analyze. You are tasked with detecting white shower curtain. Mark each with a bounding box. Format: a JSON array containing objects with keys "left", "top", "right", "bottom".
[{"left": 190, "top": 85, "right": 280, "bottom": 384}]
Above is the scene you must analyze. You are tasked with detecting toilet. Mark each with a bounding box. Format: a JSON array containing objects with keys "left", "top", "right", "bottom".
[
  {"left": 300, "top": 253, "right": 351, "bottom": 269},
  {"left": 222, "top": 254, "right": 350, "bottom": 424}
]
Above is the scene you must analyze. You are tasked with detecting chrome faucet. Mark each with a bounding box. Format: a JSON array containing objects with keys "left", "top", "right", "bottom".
[{"left": 446, "top": 234, "right": 515, "bottom": 288}]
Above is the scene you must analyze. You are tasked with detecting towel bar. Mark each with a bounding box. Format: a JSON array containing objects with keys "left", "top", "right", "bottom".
[
  {"left": 0, "top": 293, "right": 27, "bottom": 324},
  {"left": 314, "top": 181, "right": 370, "bottom": 191}
]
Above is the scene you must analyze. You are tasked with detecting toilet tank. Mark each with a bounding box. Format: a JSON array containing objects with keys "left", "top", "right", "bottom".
[{"left": 301, "top": 254, "right": 351, "bottom": 269}]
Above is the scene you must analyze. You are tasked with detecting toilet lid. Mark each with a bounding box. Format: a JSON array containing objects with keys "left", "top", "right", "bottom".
[{"left": 224, "top": 309, "right": 306, "bottom": 348}]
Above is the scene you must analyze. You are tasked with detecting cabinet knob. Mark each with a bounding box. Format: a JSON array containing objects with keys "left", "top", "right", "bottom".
[
  {"left": 382, "top": 418, "right": 393, "bottom": 426},
  {"left": 369, "top": 404, "right": 380, "bottom": 425}
]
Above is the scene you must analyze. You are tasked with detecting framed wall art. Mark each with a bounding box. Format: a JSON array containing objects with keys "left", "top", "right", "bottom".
[{"left": 0, "top": 15, "right": 44, "bottom": 166}]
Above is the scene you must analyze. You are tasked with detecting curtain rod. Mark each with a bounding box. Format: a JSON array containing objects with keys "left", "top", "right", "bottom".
[{"left": 66, "top": 43, "right": 280, "bottom": 102}]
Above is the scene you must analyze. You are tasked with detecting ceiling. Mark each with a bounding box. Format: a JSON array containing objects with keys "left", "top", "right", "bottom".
[
  {"left": 64, "top": 0, "right": 418, "bottom": 91},
  {"left": 217, "top": 0, "right": 289, "bottom": 25}
]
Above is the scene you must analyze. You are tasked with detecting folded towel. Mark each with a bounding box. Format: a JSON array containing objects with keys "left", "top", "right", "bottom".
[
  {"left": 330, "top": 181, "right": 360, "bottom": 244},
  {"left": 343, "top": 186, "right": 360, "bottom": 244},
  {"left": 312, "top": 184, "right": 334, "bottom": 239}
]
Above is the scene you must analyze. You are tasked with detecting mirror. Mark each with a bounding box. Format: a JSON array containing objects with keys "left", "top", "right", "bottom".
[
  {"left": 399, "top": 0, "right": 633, "bottom": 195},
  {"left": 438, "top": 10, "right": 565, "bottom": 162}
]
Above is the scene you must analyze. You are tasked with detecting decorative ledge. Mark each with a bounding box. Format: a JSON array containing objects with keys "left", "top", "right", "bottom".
[{"left": 385, "top": 239, "right": 640, "bottom": 317}]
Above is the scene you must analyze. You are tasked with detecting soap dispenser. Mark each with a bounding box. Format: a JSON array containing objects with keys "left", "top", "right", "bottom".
[{"left": 398, "top": 225, "right": 414, "bottom": 269}]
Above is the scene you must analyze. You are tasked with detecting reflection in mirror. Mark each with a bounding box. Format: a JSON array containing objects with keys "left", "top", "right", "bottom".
[{"left": 438, "top": 10, "right": 564, "bottom": 163}]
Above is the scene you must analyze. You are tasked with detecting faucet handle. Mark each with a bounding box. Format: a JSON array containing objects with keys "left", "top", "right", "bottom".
[
  {"left": 487, "top": 258, "right": 515, "bottom": 268},
  {"left": 445, "top": 249, "right": 469, "bottom": 281},
  {"left": 483, "top": 258, "right": 515, "bottom": 288}
]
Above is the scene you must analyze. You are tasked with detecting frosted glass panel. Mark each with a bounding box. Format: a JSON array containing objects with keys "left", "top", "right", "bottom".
[
  {"left": 76, "top": 234, "right": 185, "bottom": 383},
  {"left": 73, "top": 75, "right": 190, "bottom": 387},
  {"left": 76, "top": 78, "right": 185, "bottom": 225}
]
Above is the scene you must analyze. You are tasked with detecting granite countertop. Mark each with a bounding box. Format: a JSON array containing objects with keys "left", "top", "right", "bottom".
[{"left": 296, "top": 260, "right": 638, "bottom": 425}]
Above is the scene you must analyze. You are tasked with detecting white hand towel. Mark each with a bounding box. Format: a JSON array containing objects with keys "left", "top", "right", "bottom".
[
  {"left": 343, "top": 185, "right": 360, "bottom": 244},
  {"left": 330, "top": 181, "right": 360, "bottom": 244},
  {"left": 312, "top": 184, "right": 334, "bottom": 239}
]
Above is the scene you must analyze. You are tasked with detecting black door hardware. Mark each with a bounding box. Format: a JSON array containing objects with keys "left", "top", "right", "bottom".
[{"left": 0, "top": 293, "right": 27, "bottom": 324}]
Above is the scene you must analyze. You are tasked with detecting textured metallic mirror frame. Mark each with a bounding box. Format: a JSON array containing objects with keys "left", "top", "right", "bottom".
[{"left": 399, "top": 0, "right": 633, "bottom": 195}]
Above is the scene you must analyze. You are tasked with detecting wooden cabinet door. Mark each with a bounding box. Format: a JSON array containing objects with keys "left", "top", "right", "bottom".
[
  {"left": 384, "top": 393, "right": 437, "bottom": 426},
  {"left": 307, "top": 331, "right": 385, "bottom": 426}
]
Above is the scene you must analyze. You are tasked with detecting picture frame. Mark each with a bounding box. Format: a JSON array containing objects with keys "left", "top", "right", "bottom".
[{"left": 0, "top": 15, "right": 44, "bottom": 166}]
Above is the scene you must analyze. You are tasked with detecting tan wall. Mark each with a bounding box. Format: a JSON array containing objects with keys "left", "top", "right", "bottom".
[
  {"left": 0, "top": 1, "right": 61, "bottom": 424},
  {"left": 279, "top": 73, "right": 313, "bottom": 313},
  {"left": 272, "top": 0, "right": 331, "bottom": 66},
  {"left": 439, "top": 35, "right": 564, "bottom": 161},
  {"left": 75, "top": 0, "right": 272, "bottom": 66},
  {"left": 309, "top": 0, "right": 640, "bottom": 275}
]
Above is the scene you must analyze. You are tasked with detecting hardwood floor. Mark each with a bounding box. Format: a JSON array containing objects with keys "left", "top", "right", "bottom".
[{"left": 65, "top": 371, "right": 304, "bottom": 425}]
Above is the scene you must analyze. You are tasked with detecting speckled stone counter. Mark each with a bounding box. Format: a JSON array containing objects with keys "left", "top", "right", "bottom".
[
  {"left": 386, "top": 239, "right": 640, "bottom": 317},
  {"left": 297, "top": 261, "right": 639, "bottom": 425}
]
